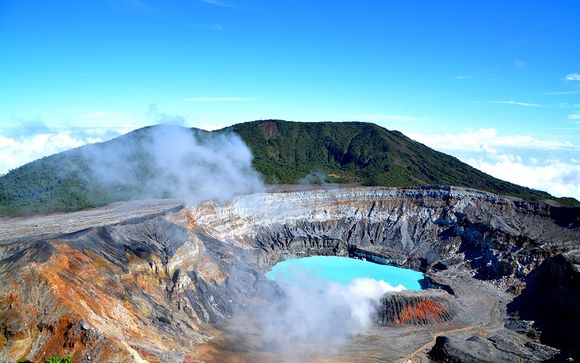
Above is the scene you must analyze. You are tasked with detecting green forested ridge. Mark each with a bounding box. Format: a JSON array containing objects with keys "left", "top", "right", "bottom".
[
  {"left": 229, "top": 120, "right": 575, "bottom": 204},
  {"left": 0, "top": 120, "right": 577, "bottom": 215}
]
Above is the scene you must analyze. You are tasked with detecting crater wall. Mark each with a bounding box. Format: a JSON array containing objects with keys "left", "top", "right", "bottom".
[
  {"left": 0, "top": 186, "right": 578, "bottom": 362},
  {"left": 192, "top": 186, "right": 578, "bottom": 286}
]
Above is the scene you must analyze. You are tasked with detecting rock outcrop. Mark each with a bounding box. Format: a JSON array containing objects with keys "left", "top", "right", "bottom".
[
  {"left": 193, "top": 186, "right": 578, "bottom": 286},
  {"left": 507, "top": 250, "right": 580, "bottom": 360},
  {"left": 0, "top": 186, "right": 578, "bottom": 362},
  {"left": 428, "top": 332, "right": 560, "bottom": 363},
  {"left": 374, "top": 290, "right": 456, "bottom": 326}
]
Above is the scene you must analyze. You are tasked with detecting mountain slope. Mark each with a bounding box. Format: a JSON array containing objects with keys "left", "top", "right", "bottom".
[
  {"left": 229, "top": 120, "right": 570, "bottom": 201},
  {"left": 0, "top": 120, "right": 575, "bottom": 215},
  {"left": 0, "top": 126, "right": 167, "bottom": 214}
]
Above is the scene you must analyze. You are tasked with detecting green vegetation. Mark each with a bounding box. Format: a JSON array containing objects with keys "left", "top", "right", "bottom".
[
  {"left": 45, "top": 357, "right": 72, "bottom": 363},
  {"left": 17, "top": 356, "right": 72, "bottom": 363},
  {"left": 0, "top": 120, "right": 577, "bottom": 215},
  {"left": 228, "top": 120, "right": 576, "bottom": 205}
]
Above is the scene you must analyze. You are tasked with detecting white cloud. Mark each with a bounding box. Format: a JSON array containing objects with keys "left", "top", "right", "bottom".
[
  {"left": 559, "top": 102, "right": 580, "bottom": 109},
  {"left": 454, "top": 74, "right": 501, "bottom": 81},
  {"left": 0, "top": 131, "right": 111, "bottom": 175},
  {"left": 0, "top": 106, "right": 200, "bottom": 174},
  {"left": 568, "top": 113, "right": 580, "bottom": 120},
  {"left": 184, "top": 97, "right": 254, "bottom": 102},
  {"left": 408, "top": 129, "right": 580, "bottom": 199},
  {"left": 542, "top": 90, "right": 580, "bottom": 96},
  {"left": 53, "top": 109, "right": 148, "bottom": 134},
  {"left": 465, "top": 155, "right": 580, "bottom": 199},
  {"left": 408, "top": 128, "right": 578, "bottom": 153},
  {"left": 147, "top": 104, "right": 186, "bottom": 126},
  {"left": 489, "top": 100, "right": 542, "bottom": 108},
  {"left": 565, "top": 73, "right": 580, "bottom": 81}
]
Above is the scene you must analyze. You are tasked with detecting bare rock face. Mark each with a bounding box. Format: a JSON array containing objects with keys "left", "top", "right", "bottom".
[
  {"left": 0, "top": 186, "right": 578, "bottom": 362},
  {"left": 193, "top": 186, "right": 578, "bottom": 286},
  {"left": 507, "top": 250, "right": 580, "bottom": 360},
  {"left": 0, "top": 213, "right": 212, "bottom": 362},
  {"left": 374, "top": 290, "right": 456, "bottom": 326},
  {"left": 428, "top": 332, "right": 561, "bottom": 363}
]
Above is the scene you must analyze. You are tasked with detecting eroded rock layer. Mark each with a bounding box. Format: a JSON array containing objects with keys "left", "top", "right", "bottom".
[
  {"left": 193, "top": 186, "right": 578, "bottom": 286},
  {"left": 0, "top": 186, "right": 578, "bottom": 362},
  {"left": 375, "top": 290, "right": 456, "bottom": 326},
  {"left": 428, "top": 333, "right": 560, "bottom": 363}
]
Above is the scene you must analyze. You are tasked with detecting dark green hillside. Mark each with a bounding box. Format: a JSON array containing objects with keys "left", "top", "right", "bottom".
[
  {"left": 0, "top": 120, "right": 576, "bottom": 215},
  {"left": 228, "top": 120, "right": 568, "bottom": 202}
]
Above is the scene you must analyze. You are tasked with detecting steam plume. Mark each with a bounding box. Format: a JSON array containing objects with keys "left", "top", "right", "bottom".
[
  {"left": 79, "top": 125, "right": 264, "bottom": 205},
  {"left": 251, "top": 270, "right": 405, "bottom": 357}
]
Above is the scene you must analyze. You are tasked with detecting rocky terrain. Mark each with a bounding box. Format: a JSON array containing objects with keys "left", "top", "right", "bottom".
[
  {"left": 0, "top": 186, "right": 578, "bottom": 362},
  {"left": 374, "top": 290, "right": 457, "bottom": 326}
]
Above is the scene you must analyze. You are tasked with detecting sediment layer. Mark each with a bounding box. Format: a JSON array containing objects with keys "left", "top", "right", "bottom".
[{"left": 0, "top": 186, "right": 578, "bottom": 362}]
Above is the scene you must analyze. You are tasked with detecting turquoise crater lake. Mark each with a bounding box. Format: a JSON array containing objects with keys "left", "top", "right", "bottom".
[{"left": 266, "top": 256, "right": 424, "bottom": 290}]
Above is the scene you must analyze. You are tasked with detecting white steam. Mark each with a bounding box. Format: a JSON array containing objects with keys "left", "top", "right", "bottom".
[
  {"left": 297, "top": 170, "right": 328, "bottom": 185},
  {"left": 80, "top": 125, "right": 264, "bottom": 205},
  {"left": 256, "top": 271, "right": 405, "bottom": 353}
]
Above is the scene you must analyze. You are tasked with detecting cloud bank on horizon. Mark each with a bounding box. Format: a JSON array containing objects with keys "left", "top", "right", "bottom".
[{"left": 409, "top": 128, "right": 580, "bottom": 200}]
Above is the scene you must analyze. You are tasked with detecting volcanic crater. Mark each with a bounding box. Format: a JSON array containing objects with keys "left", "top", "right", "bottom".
[{"left": 0, "top": 186, "right": 578, "bottom": 362}]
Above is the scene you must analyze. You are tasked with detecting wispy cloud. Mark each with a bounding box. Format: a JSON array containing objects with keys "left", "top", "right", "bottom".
[
  {"left": 542, "top": 90, "right": 580, "bottom": 96},
  {"left": 408, "top": 128, "right": 579, "bottom": 153},
  {"left": 565, "top": 73, "right": 580, "bottom": 81},
  {"left": 489, "top": 100, "right": 543, "bottom": 108},
  {"left": 454, "top": 74, "right": 497, "bottom": 80},
  {"left": 568, "top": 113, "right": 580, "bottom": 121},
  {"left": 0, "top": 106, "right": 192, "bottom": 174},
  {"left": 407, "top": 129, "right": 580, "bottom": 199},
  {"left": 147, "top": 104, "right": 186, "bottom": 126},
  {"left": 559, "top": 103, "right": 580, "bottom": 109},
  {"left": 200, "top": 0, "right": 235, "bottom": 8},
  {"left": 466, "top": 155, "right": 580, "bottom": 199},
  {"left": 184, "top": 96, "right": 254, "bottom": 102},
  {"left": 0, "top": 127, "right": 117, "bottom": 175},
  {"left": 454, "top": 74, "right": 502, "bottom": 81}
]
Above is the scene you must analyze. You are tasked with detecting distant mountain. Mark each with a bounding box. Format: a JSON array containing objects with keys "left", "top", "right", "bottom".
[
  {"left": 0, "top": 120, "right": 576, "bottom": 215},
  {"left": 228, "top": 120, "right": 576, "bottom": 204}
]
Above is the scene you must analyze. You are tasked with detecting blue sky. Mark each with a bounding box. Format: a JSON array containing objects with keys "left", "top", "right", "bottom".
[{"left": 1, "top": 0, "right": 579, "bottom": 198}]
